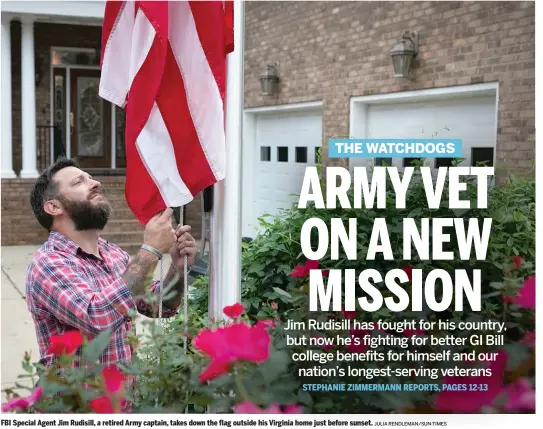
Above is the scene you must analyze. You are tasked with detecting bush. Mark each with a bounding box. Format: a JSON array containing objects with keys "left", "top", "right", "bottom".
[
  {"left": 189, "top": 167, "right": 536, "bottom": 413},
  {"left": 2, "top": 168, "right": 535, "bottom": 414}
]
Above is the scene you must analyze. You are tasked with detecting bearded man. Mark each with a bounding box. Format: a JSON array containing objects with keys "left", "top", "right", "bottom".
[{"left": 26, "top": 157, "right": 197, "bottom": 387}]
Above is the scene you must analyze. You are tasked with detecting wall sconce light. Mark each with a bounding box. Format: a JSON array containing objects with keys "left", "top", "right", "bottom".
[
  {"left": 391, "top": 30, "right": 419, "bottom": 78},
  {"left": 260, "top": 64, "right": 280, "bottom": 95}
]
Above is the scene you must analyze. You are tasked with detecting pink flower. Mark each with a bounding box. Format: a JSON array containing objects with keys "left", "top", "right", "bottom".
[
  {"left": 342, "top": 306, "right": 356, "bottom": 319},
  {"left": 1, "top": 386, "right": 42, "bottom": 412},
  {"left": 193, "top": 322, "right": 271, "bottom": 382},
  {"left": 512, "top": 256, "right": 522, "bottom": 270},
  {"left": 270, "top": 302, "right": 278, "bottom": 310},
  {"left": 502, "top": 295, "right": 514, "bottom": 304},
  {"left": 521, "top": 331, "right": 535, "bottom": 347},
  {"left": 500, "top": 378, "right": 535, "bottom": 412},
  {"left": 47, "top": 330, "right": 83, "bottom": 356},
  {"left": 346, "top": 329, "right": 371, "bottom": 353},
  {"left": 513, "top": 275, "right": 535, "bottom": 309},
  {"left": 90, "top": 396, "right": 114, "bottom": 413},
  {"left": 88, "top": 365, "right": 127, "bottom": 413},
  {"left": 434, "top": 350, "right": 508, "bottom": 412},
  {"left": 291, "top": 260, "right": 328, "bottom": 277},
  {"left": 403, "top": 328, "right": 425, "bottom": 336},
  {"left": 402, "top": 266, "right": 413, "bottom": 282},
  {"left": 101, "top": 366, "right": 124, "bottom": 395},
  {"left": 256, "top": 319, "right": 276, "bottom": 329},
  {"left": 235, "top": 400, "right": 303, "bottom": 414},
  {"left": 502, "top": 275, "right": 535, "bottom": 309},
  {"left": 223, "top": 303, "right": 245, "bottom": 318},
  {"left": 89, "top": 396, "right": 128, "bottom": 414}
]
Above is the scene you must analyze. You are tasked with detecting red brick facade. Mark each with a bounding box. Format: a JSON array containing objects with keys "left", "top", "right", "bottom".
[
  {"left": 1, "top": 176, "right": 202, "bottom": 249},
  {"left": 243, "top": 1, "right": 535, "bottom": 171},
  {"left": 1, "top": 1, "right": 535, "bottom": 245}
]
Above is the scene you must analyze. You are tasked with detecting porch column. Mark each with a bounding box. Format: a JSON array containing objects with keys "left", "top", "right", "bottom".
[
  {"left": 1, "top": 16, "right": 16, "bottom": 178},
  {"left": 20, "top": 16, "right": 38, "bottom": 178}
]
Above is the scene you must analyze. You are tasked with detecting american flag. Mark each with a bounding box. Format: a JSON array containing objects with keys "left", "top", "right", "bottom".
[{"left": 99, "top": 0, "right": 234, "bottom": 225}]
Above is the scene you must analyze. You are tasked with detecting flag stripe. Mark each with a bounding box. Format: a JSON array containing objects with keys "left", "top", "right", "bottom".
[
  {"left": 99, "top": 0, "right": 135, "bottom": 107},
  {"left": 128, "top": 8, "right": 156, "bottom": 91},
  {"left": 168, "top": 0, "right": 226, "bottom": 181},
  {"left": 123, "top": 13, "right": 168, "bottom": 223},
  {"left": 156, "top": 45, "right": 217, "bottom": 197},
  {"left": 100, "top": 0, "right": 124, "bottom": 66},
  {"left": 137, "top": 102, "right": 192, "bottom": 207},
  {"left": 188, "top": 1, "right": 228, "bottom": 98}
]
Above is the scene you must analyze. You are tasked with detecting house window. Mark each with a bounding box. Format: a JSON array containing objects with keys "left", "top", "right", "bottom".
[
  {"left": 435, "top": 158, "right": 454, "bottom": 168},
  {"left": 260, "top": 146, "right": 271, "bottom": 161},
  {"left": 471, "top": 148, "right": 494, "bottom": 166},
  {"left": 403, "top": 157, "right": 422, "bottom": 167},
  {"left": 375, "top": 157, "right": 392, "bottom": 166},
  {"left": 277, "top": 147, "right": 288, "bottom": 162},
  {"left": 51, "top": 47, "right": 99, "bottom": 67},
  {"left": 295, "top": 147, "right": 307, "bottom": 163}
]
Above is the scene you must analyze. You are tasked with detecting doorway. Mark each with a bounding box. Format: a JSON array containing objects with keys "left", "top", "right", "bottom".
[
  {"left": 50, "top": 47, "right": 126, "bottom": 170},
  {"left": 70, "top": 68, "right": 111, "bottom": 168}
]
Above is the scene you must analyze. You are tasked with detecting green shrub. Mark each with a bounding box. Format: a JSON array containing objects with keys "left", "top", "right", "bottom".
[{"left": 3, "top": 168, "right": 535, "bottom": 415}]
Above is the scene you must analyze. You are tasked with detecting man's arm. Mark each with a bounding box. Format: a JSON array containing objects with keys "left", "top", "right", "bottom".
[
  {"left": 134, "top": 262, "right": 185, "bottom": 318},
  {"left": 122, "top": 248, "right": 159, "bottom": 298},
  {"left": 29, "top": 252, "right": 159, "bottom": 338}
]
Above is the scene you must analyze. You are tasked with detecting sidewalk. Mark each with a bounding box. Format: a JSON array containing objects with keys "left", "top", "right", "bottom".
[{"left": 0, "top": 244, "right": 174, "bottom": 403}]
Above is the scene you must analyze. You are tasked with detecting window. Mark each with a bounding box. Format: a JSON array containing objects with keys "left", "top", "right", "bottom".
[
  {"left": 51, "top": 48, "right": 99, "bottom": 67},
  {"left": 295, "top": 147, "right": 307, "bottom": 163},
  {"left": 435, "top": 158, "right": 454, "bottom": 168},
  {"left": 260, "top": 146, "right": 271, "bottom": 161},
  {"left": 277, "top": 147, "right": 288, "bottom": 162},
  {"left": 403, "top": 158, "right": 422, "bottom": 167},
  {"left": 471, "top": 148, "right": 494, "bottom": 166},
  {"left": 375, "top": 158, "right": 392, "bottom": 166}
]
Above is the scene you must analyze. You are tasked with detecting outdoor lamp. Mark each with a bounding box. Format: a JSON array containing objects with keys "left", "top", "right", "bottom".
[
  {"left": 260, "top": 64, "right": 280, "bottom": 95},
  {"left": 391, "top": 30, "right": 419, "bottom": 79}
]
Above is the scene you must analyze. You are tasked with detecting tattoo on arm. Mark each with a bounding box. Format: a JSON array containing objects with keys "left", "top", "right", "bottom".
[
  {"left": 122, "top": 250, "right": 158, "bottom": 298},
  {"left": 162, "top": 264, "right": 185, "bottom": 310}
]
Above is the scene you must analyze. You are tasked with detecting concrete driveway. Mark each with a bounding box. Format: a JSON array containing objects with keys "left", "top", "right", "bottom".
[{"left": 1, "top": 244, "right": 174, "bottom": 403}]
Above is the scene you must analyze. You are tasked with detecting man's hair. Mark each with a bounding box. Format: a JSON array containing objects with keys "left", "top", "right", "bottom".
[{"left": 30, "top": 157, "right": 80, "bottom": 231}]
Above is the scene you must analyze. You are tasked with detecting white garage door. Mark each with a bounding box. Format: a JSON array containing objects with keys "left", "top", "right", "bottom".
[
  {"left": 247, "top": 109, "right": 322, "bottom": 235},
  {"left": 350, "top": 93, "right": 497, "bottom": 169}
]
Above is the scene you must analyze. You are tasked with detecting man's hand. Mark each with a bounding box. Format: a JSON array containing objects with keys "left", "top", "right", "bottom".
[
  {"left": 143, "top": 208, "right": 176, "bottom": 254},
  {"left": 169, "top": 225, "right": 197, "bottom": 272}
]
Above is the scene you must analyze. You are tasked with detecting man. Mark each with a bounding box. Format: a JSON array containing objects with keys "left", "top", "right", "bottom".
[{"left": 26, "top": 157, "right": 197, "bottom": 384}]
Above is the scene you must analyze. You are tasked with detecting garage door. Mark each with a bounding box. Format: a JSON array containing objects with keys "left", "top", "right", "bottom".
[
  {"left": 350, "top": 93, "right": 497, "bottom": 169},
  {"left": 250, "top": 109, "right": 322, "bottom": 233}
]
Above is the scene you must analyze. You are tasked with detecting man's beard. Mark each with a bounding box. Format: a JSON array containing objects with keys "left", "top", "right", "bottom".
[{"left": 58, "top": 194, "right": 112, "bottom": 231}]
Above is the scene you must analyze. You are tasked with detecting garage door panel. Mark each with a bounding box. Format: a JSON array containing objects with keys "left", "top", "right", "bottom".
[
  {"left": 252, "top": 110, "right": 322, "bottom": 227},
  {"left": 353, "top": 94, "right": 496, "bottom": 169}
]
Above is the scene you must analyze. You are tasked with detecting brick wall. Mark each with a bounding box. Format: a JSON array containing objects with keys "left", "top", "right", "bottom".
[
  {"left": 1, "top": 179, "right": 50, "bottom": 245},
  {"left": 1, "top": 177, "right": 202, "bottom": 246},
  {"left": 244, "top": 1, "right": 535, "bottom": 174}
]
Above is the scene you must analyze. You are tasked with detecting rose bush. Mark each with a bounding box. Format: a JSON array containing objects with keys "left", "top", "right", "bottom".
[
  {"left": 1, "top": 302, "right": 306, "bottom": 414},
  {"left": 187, "top": 167, "right": 535, "bottom": 413},
  {"left": 3, "top": 166, "right": 535, "bottom": 414}
]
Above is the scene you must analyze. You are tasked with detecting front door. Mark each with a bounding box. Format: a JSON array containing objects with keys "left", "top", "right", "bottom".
[{"left": 70, "top": 69, "right": 111, "bottom": 168}]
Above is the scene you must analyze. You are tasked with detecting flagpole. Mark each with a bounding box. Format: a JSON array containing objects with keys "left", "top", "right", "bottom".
[{"left": 208, "top": 0, "right": 245, "bottom": 322}]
